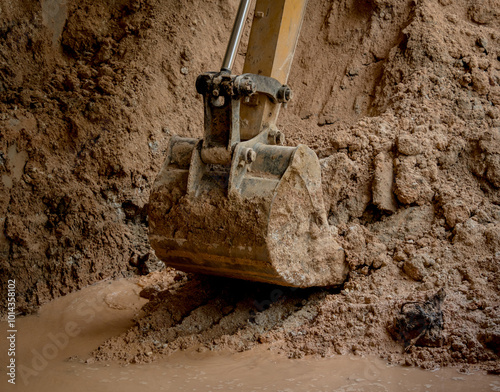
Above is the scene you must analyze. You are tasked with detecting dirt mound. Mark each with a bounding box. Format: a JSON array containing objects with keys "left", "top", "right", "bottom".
[
  {"left": 1, "top": 0, "right": 499, "bottom": 371},
  {"left": 0, "top": 0, "right": 236, "bottom": 312}
]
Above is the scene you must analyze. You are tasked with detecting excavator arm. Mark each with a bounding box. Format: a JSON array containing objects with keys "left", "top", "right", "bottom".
[{"left": 147, "top": 0, "right": 348, "bottom": 287}]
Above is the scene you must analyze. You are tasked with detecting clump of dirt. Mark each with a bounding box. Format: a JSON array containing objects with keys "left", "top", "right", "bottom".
[{"left": 1, "top": 0, "right": 499, "bottom": 373}]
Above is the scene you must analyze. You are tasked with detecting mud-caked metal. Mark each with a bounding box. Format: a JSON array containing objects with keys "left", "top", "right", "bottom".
[{"left": 148, "top": 0, "right": 348, "bottom": 287}]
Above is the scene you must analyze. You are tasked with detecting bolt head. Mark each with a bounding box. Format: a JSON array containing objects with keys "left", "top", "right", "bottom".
[
  {"left": 277, "top": 86, "right": 293, "bottom": 103},
  {"left": 242, "top": 148, "right": 256, "bottom": 164},
  {"left": 268, "top": 130, "right": 285, "bottom": 145}
]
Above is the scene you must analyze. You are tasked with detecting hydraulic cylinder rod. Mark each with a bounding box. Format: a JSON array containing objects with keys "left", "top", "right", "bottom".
[{"left": 221, "top": 0, "right": 252, "bottom": 72}]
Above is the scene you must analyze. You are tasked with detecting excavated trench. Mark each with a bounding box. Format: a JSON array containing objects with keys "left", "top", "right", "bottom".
[{"left": 0, "top": 0, "right": 499, "bottom": 386}]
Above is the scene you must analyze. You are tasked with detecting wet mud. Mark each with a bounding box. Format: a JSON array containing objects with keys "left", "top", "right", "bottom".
[{"left": 1, "top": 278, "right": 497, "bottom": 391}]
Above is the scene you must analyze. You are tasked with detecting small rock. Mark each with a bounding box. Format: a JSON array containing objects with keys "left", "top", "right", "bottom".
[
  {"left": 453, "top": 218, "right": 485, "bottom": 246},
  {"left": 403, "top": 255, "right": 427, "bottom": 281},
  {"left": 393, "top": 250, "right": 407, "bottom": 262},
  {"left": 330, "top": 134, "right": 351, "bottom": 149},
  {"left": 372, "top": 254, "right": 388, "bottom": 269},
  {"left": 344, "top": 224, "right": 367, "bottom": 269},
  {"left": 181, "top": 47, "right": 193, "bottom": 62},
  {"left": 479, "top": 129, "right": 500, "bottom": 154},
  {"left": 139, "top": 285, "right": 161, "bottom": 300},
  {"left": 476, "top": 37, "right": 488, "bottom": 49},
  {"left": 136, "top": 252, "right": 164, "bottom": 275},
  {"left": 395, "top": 169, "right": 434, "bottom": 205},
  {"left": 422, "top": 256, "right": 436, "bottom": 268},
  {"left": 468, "top": 4, "right": 495, "bottom": 25},
  {"left": 372, "top": 152, "right": 397, "bottom": 213},
  {"left": 148, "top": 140, "right": 159, "bottom": 153},
  {"left": 97, "top": 76, "right": 116, "bottom": 95},
  {"left": 180, "top": 67, "right": 189, "bottom": 75},
  {"left": 472, "top": 70, "right": 490, "bottom": 94},
  {"left": 397, "top": 134, "right": 423, "bottom": 156},
  {"left": 442, "top": 199, "right": 470, "bottom": 228},
  {"left": 317, "top": 114, "right": 336, "bottom": 126},
  {"left": 347, "top": 68, "right": 359, "bottom": 77}
]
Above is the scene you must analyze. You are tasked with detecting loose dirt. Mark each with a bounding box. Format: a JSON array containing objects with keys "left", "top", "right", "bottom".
[
  {"left": 0, "top": 277, "right": 497, "bottom": 391},
  {"left": 0, "top": 0, "right": 499, "bottom": 373}
]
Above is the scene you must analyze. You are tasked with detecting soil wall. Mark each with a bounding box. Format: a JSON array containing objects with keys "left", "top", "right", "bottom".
[{"left": 1, "top": 0, "right": 499, "bottom": 371}]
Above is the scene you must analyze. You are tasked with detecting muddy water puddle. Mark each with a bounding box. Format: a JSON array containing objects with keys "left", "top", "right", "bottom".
[{"left": 1, "top": 278, "right": 498, "bottom": 392}]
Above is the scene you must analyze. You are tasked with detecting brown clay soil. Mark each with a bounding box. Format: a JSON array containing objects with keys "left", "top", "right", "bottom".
[{"left": 1, "top": 0, "right": 499, "bottom": 373}]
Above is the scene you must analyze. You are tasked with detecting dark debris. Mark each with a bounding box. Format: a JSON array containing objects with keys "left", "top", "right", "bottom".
[{"left": 390, "top": 288, "right": 446, "bottom": 350}]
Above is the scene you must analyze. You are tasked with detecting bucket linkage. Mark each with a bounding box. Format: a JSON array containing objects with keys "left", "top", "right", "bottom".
[{"left": 148, "top": 0, "right": 348, "bottom": 287}]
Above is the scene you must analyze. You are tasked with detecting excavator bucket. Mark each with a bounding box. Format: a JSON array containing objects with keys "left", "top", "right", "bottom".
[{"left": 148, "top": 0, "right": 348, "bottom": 287}]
